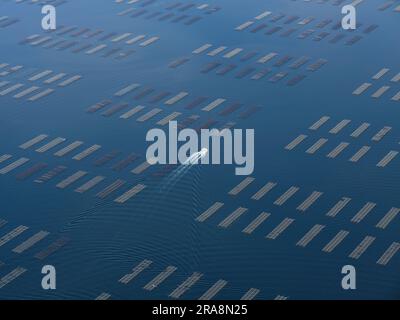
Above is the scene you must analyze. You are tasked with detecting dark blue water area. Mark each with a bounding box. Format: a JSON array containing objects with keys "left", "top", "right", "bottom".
[{"left": 0, "top": 0, "right": 399, "bottom": 299}]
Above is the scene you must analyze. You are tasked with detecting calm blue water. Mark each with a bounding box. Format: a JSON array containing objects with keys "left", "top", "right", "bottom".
[{"left": 0, "top": 0, "right": 399, "bottom": 300}]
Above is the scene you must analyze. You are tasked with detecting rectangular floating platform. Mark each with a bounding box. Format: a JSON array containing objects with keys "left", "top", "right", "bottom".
[
  {"left": 0, "top": 226, "right": 29, "bottom": 247},
  {"left": 196, "top": 202, "right": 224, "bottom": 222},
  {"left": 165, "top": 92, "right": 189, "bottom": 105},
  {"left": 290, "top": 56, "right": 310, "bottom": 69},
  {"left": 19, "top": 134, "right": 48, "bottom": 149},
  {"left": 391, "top": 72, "right": 400, "bottom": 83},
  {"left": 157, "top": 112, "right": 182, "bottom": 126},
  {"left": 0, "top": 157, "right": 29, "bottom": 175},
  {"left": 58, "top": 75, "right": 82, "bottom": 87},
  {"left": 349, "top": 236, "right": 375, "bottom": 259},
  {"left": 327, "top": 142, "right": 349, "bottom": 159},
  {"left": 114, "top": 83, "right": 140, "bottom": 97},
  {"left": 296, "top": 224, "right": 325, "bottom": 247},
  {"left": 353, "top": 82, "right": 372, "bottom": 95},
  {"left": 119, "top": 259, "right": 153, "bottom": 284},
  {"left": 228, "top": 177, "right": 255, "bottom": 196},
  {"left": 54, "top": 141, "right": 84, "bottom": 157},
  {"left": 377, "top": 242, "right": 400, "bottom": 266},
  {"left": 36, "top": 137, "right": 66, "bottom": 153},
  {"left": 349, "top": 146, "right": 370, "bottom": 162},
  {"left": 28, "top": 88, "right": 54, "bottom": 101},
  {"left": 102, "top": 103, "right": 129, "bottom": 117},
  {"left": 307, "top": 59, "right": 327, "bottom": 72},
  {"left": 56, "top": 171, "right": 87, "bottom": 189},
  {"left": 198, "top": 280, "right": 227, "bottom": 300},
  {"left": 169, "top": 272, "right": 203, "bottom": 299},
  {"left": 0, "top": 154, "right": 11, "bottom": 164},
  {"left": 258, "top": 52, "right": 277, "bottom": 64},
  {"left": 306, "top": 138, "right": 328, "bottom": 154},
  {"left": 322, "top": 230, "right": 349, "bottom": 253},
  {"left": 12, "top": 231, "right": 50, "bottom": 254},
  {"left": 34, "top": 237, "right": 69, "bottom": 260},
  {"left": 329, "top": 119, "right": 351, "bottom": 134},
  {"left": 218, "top": 207, "right": 248, "bottom": 228},
  {"left": 351, "top": 202, "right": 376, "bottom": 223},
  {"left": 242, "top": 212, "right": 270, "bottom": 234},
  {"left": 351, "top": 123, "right": 370, "bottom": 138},
  {"left": 224, "top": 48, "right": 243, "bottom": 58},
  {"left": 192, "top": 43, "right": 212, "bottom": 54},
  {"left": 274, "top": 187, "right": 299, "bottom": 206},
  {"left": 376, "top": 207, "right": 400, "bottom": 229},
  {"left": 251, "top": 69, "right": 270, "bottom": 80},
  {"left": 202, "top": 98, "right": 226, "bottom": 112},
  {"left": 235, "top": 21, "right": 254, "bottom": 31},
  {"left": 34, "top": 165, "right": 67, "bottom": 184},
  {"left": 95, "top": 293, "right": 111, "bottom": 300},
  {"left": 371, "top": 86, "right": 390, "bottom": 98},
  {"left": 75, "top": 176, "right": 105, "bottom": 193},
  {"left": 372, "top": 126, "right": 392, "bottom": 142},
  {"left": 44, "top": 73, "right": 66, "bottom": 84},
  {"left": 143, "top": 266, "right": 177, "bottom": 291},
  {"left": 0, "top": 267, "right": 27, "bottom": 289},
  {"left": 137, "top": 108, "right": 162, "bottom": 122},
  {"left": 274, "top": 295, "right": 288, "bottom": 300},
  {"left": 14, "top": 86, "right": 40, "bottom": 99},
  {"left": 73, "top": 145, "right": 101, "bottom": 160},
  {"left": 96, "top": 179, "right": 126, "bottom": 199},
  {"left": 87, "top": 100, "right": 112, "bottom": 113},
  {"left": 0, "top": 83, "right": 24, "bottom": 96},
  {"left": 285, "top": 134, "right": 307, "bottom": 150},
  {"left": 86, "top": 44, "right": 107, "bottom": 55},
  {"left": 251, "top": 182, "right": 276, "bottom": 200},
  {"left": 126, "top": 35, "right": 146, "bottom": 45},
  {"left": 309, "top": 116, "right": 330, "bottom": 130},
  {"left": 326, "top": 197, "right": 352, "bottom": 217},
  {"left": 139, "top": 37, "right": 160, "bottom": 47},
  {"left": 16, "top": 163, "right": 48, "bottom": 180},
  {"left": 297, "top": 191, "right": 323, "bottom": 211},
  {"left": 207, "top": 46, "right": 227, "bottom": 57},
  {"left": 112, "top": 154, "right": 140, "bottom": 171},
  {"left": 240, "top": 288, "right": 260, "bottom": 300},
  {"left": 93, "top": 150, "right": 121, "bottom": 167},
  {"left": 131, "top": 159, "right": 153, "bottom": 174},
  {"left": 0, "top": 219, "right": 7, "bottom": 229},
  {"left": 235, "top": 67, "right": 256, "bottom": 79},
  {"left": 390, "top": 91, "right": 400, "bottom": 101},
  {"left": 114, "top": 184, "right": 146, "bottom": 203},
  {"left": 372, "top": 68, "right": 389, "bottom": 80},
  {"left": 120, "top": 105, "right": 145, "bottom": 119},
  {"left": 376, "top": 151, "right": 398, "bottom": 168},
  {"left": 266, "top": 218, "right": 295, "bottom": 240}
]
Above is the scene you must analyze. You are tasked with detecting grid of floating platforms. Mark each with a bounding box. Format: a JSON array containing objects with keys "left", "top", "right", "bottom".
[
  {"left": 234, "top": 7, "right": 376, "bottom": 46},
  {"left": 284, "top": 116, "right": 400, "bottom": 168},
  {"left": 195, "top": 184, "right": 400, "bottom": 266},
  {"left": 0, "top": 62, "right": 83, "bottom": 102},
  {"left": 116, "top": 1, "right": 221, "bottom": 26},
  {"left": 0, "top": 218, "right": 70, "bottom": 263},
  {"left": 20, "top": 26, "right": 160, "bottom": 60},
  {"left": 114, "top": 259, "right": 276, "bottom": 300},
  {"left": 85, "top": 82, "right": 263, "bottom": 127},
  {"left": 170, "top": 43, "right": 328, "bottom": 86},
  {"left": 352, "top": 67, "right": 400, "bottom": 102},
  {"left": 230, "top": 176, "right": 400, "bottom": 229}
]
